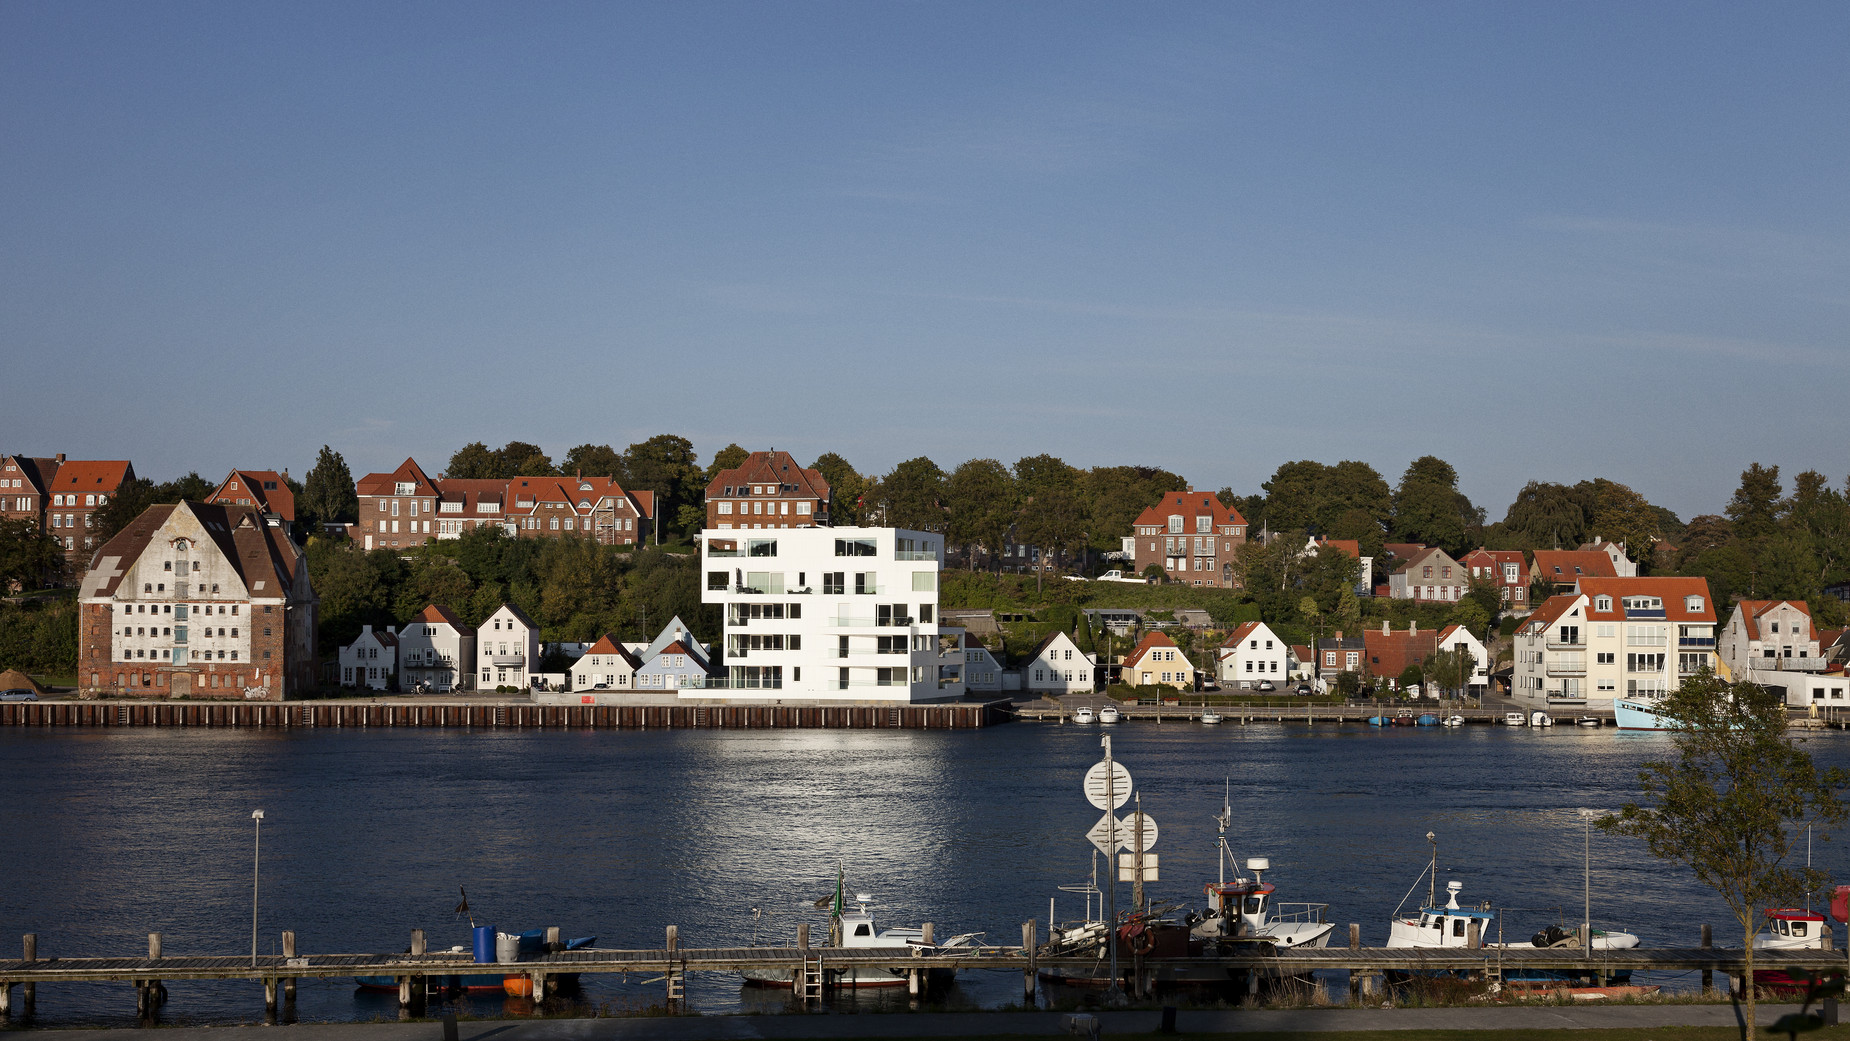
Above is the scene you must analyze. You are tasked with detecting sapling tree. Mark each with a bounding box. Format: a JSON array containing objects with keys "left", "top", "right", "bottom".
[{"left": 1600, "top": 672, "right": 1849, "bottom": 1039}]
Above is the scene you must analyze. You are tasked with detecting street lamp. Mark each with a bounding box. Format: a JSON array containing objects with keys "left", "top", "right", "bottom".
[{"left": 251, "top": 809, "right": 264, "bottom": 968}]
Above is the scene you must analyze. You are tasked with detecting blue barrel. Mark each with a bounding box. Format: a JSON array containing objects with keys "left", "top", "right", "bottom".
[{"left": 473, "top": 925, "right": 495, "bottom": 964}]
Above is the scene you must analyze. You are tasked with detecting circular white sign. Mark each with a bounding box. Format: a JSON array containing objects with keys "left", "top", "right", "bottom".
[
  {"left": 1121, "top": 811, "right": 1159, "bottom": 852},
  {"left": 1083, "top": 761, "right": 1133, "bottom": 810}
]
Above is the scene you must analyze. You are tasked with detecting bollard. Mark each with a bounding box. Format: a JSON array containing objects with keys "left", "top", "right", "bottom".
[
  {"left": 147, "top": 933, "right": 163, "bottom": 1012},
  {"left": 1161, "top": 1005, "right": 1178, "bottom": 1034},
  {"left": 1023, "top": 920, "right": 1038, "bottom": 1003},
  {"left": 411, "top": 929, "right": 425, "bottom": 956},
  {"left": 149, "top": 933, "right": 162, "bottom": 960},
  {"left": 666, "top": 925, "right": 678, "bottom": 952},
  {"left": 442, "top": 1014, "right": 460, "bottom": 1041},
  {"left": 1701, "top": 924, "right": 1714, "bottom": 994},
  {"left": 798, "top": 922, "right": 810, "bottom": 950},
  {"left": 1349, "top": 923, "right": 1360, "bottom": 950},
  {"left": 546, "top": 926, "right": 560, "bottom": 951},
  {"left": 922, "top": 922, "right": 934, "bottom": 946},
  {"left": 21, "top": 934, "right": 35, "bottom": 1015},
  {"left": 283, "top": 930, "right": 297, "bottom": 1003}
]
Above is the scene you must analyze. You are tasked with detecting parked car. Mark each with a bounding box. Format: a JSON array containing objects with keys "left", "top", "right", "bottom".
[
  {"left": 1294, "top": 683, "right": 1315, "bottom": 696},
  {"left": 1095, "top": 570, "right": 1149, "bottom": 584},
  {"left": 1255, "top": 680, "right": 1275, "bottom": 692},
  {"left": 0, "top": 689, "right": 39, "bottom": 702}
]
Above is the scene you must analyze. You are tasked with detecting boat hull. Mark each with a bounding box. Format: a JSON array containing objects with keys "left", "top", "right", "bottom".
[{"left": 1613, "top": 698, "right": 1671, "bottom": 730}]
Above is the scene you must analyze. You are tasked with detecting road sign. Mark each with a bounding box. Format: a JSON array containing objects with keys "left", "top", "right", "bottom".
[
  {"left": 1118, "top": 853, "right": 1159, "bottom": 882},
  {"left": 1121, "top": 811, "right": 1158, "bottom": 852},
  {"left": 1086, "top": 812, "right": 1124, "bottom": 856},
  {"left": 1083, "top": 761, "right": 1132, "bottom": 810}
]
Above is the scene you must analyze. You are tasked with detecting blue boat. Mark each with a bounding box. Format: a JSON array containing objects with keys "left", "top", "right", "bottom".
[
  {"left": 1416, "top": 714, "right": 1439, "bottom": 727},
  {"left": 1613, "top": 696, "right": 1671, "bottom": 730},
  {"left": 1367, "top": 716, "right": 1389, "bottom": 726},
  {"left": 356, "top": 931, "right": 597, "bottom": 995}
]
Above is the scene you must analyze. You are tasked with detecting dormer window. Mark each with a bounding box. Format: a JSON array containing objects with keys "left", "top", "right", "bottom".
[
  {"left": 1168, "top": 515, "right": 1183, "bottom": 534},
  {"left": 1595, "top": 596, "right": 1612, "bottom": 612},
  {"left": 395, "top": 482, "right": 415, "bottom": 495},
  {"left": 1196, "top": 516, "right": 1211, "bottom": 534}
]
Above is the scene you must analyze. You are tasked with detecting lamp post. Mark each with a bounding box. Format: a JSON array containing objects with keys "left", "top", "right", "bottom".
[{"left": 251, "top": 809, "right": 264, "bottom": 968}]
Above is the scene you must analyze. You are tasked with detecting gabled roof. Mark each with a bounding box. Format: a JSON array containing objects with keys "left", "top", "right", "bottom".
[
  {"left": 1393, "top": 546, "right": 1459, "bottom": 576},
  {"left": 487, "top": 602, "right": 538, "bottom": 629},
  {"left": 1579, "top": 577, "right": 1716, "bottom": 623},
  {"left": 1132, "top": 491, "right": 1246, "bottom": 530},
  {"left": 1463, "top": 548, "right": 1524, "bottom": 568},
  {"left": 1532, "top": 550, "right": 1616, "bottom": 580},
  {"left": 1363, "top": 626, "right": 1438, "bottom": 680},
  {"left": 1435, "top": 624, "right": 1482, "bottom": 647},
  {"left": 579, "top": 634, "right": 642, "bottom": 669},
  {"left": 1382, "top": 542, "right": 1427, "bottom": 561},
  {"left": 1123, "top": 631, "right": 1183, "bottom": 669},
  {"left": 1290, "top": 644, "right": 1313, "bottom": 663},
  {"left": 1028, "top": 630, "right": 1089, "bottom": 662},
  {"left": 79, "top": 501, "right": 303, "bottom": 602},
  {"left": 355, "top": 458, "right": 437, "bottom": 497},
  {"left": 1518, "top": 593, "right": 1584, "bottom": 634},
  {"left": 1220, "top": 620, "right": 1263, "bottom": 647},
  {"left": 2, "top": 455, "right": 61, "bottom": 495},
  {"left": 643, "top": 616, "right": 708, "bottom": 664},
  {"left": 437, "top": 479, "right": 508, "bottom": 514},
  {"left": 411, "top": 604, "right": 467, "bottom": 629},
  {"left": 211, "top": 469, "right": 296, "bottom": 522},
  {"left": 360, "top": 627, "right": 399, "bottom": 649},
  {"left": 1733, "top": 599, "right": 1813, "bottom": 641},
  {"left": 50, "top": 459, "right": 132, "bottom": 495},
  {"left": 706, "top": 451, "right": 831, "bottom": 503},
  {"left": 1314, "top": 538, "right": 1362, "bottom": 559}
]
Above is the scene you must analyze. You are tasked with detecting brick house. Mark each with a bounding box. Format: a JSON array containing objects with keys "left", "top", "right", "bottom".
[
  {"left": 1387, "top": 547, "right": 1469, "bottom": 603},
  {"left": 356, "top": 459, "right": 654, "bottom": 549},
  {"left": 1461, "top": 549, "right": 1528, "bottom": 610},
  {"left": 77, "top": 501, "right": 318, "bottom": 699},
  {"left": 355, "top": 458, "right": 442, "bottom": 550},
  {"left": 1363, "top": 621, "right": 1439, "bottom": 691},
  {"left": 46, "top": 459, "right": 135, "bottom": 567},
  {"left": 0, "top": 453, "right": 62, "bottom": 531},
  {"left": 1316, "top": 633, "right": 1369, "bottom": 679},
  {"left": 207, "top": 470, "right": 295, "bottom": 530},
  {"left": 1131, "top": 491, "right": 1248, "bottom": 588},
  {"left": 705, "top": 450, "right": 831, "bottom": 530}
]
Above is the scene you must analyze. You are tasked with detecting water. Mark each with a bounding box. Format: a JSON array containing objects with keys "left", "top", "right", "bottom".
[{"left": 2, "top": 722, "right": 1845, "bottom": 1026}]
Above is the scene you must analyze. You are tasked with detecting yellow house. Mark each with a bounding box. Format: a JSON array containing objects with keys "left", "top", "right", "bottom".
[{"left": 1124, "top": 631, "right": 1195, "bottom": 689}]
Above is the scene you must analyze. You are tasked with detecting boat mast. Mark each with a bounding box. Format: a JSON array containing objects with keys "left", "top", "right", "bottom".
[
  {"left": 1216, "top": 779, "right": 1231, "bottom": 888},
  {"left": 1426, "top": 831, "right": 1437, "bottom": 910}
]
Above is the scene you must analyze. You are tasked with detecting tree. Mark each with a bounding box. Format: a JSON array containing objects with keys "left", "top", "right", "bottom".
[
  {"left": 89, "top": 472, "right": 213, "bottom": 544},
  {"left": 1500, "top": 481, "right": 1590, "bottom": 550},
  {"left": 943, "top": 459, "right": 1017, "bottom": 568},
  {"left": 300, "top": 446, "right": 358, "bottom": 530},
  {"left": 0, "top": 518, "right": 64, "bottom": 590},
  {"left": 499, "top": 441, "right": 555, "bottom": 477},
  {"left": 1017, "top": 486, "right": 1084, "bottom": 592},
  {"left": 447, "top": 442, "right": 503, "bottom": 479},
  {"left": 1082, "top": 465, "right": 1187, "bottom": 553},
  {"left": 1580, "top": 479, "right": 1663, "bottom": 565},
  {"left": 1600, "top": 673, "right": 1848, "bottom": 1038},
  {"left": 1422, "top": 645, "right": 1473, "bottom": 700},
  {"left": 872, "top": 457, "right": 946, "bottom": 531},
  {"left": 1727, "top": 463, "right": 1785, "bottom": 540},
  {"left": 560, "top": 443, "right": 624, "bottom": 479},
  {"left": 624, "top": 435, "right": 702, "bottom": 540},
  {"left": 704, "top": 443, "right": 749, "bottom": 483},
  {"left": 812, "top": 453, "right": 870, "bottom": 526}
]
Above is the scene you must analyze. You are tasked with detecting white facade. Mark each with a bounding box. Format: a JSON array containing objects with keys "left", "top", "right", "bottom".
[
  {"left": 1024, "top": 631, "right": 1096, "bottom": 694},
  {"left": 958, "top": 633, "right": 1006, "bottom": 694},
  {"left": 1216, "top": 621, "right": 1288, "bottom": 688},
  {"left": 1434, "top": 624, "right": 1490, "bottom": 694},
  {"left": 397, "top": 607, "right": 475, "bottom": 692},
  {"left": 700, "top": 526, "right": 951, "bottom": 702},
  {"left": 1514, "top": 579, "right": 1717, "bottom": 709},
  {"left": 1719, "top": 600, "right": 1826, "bottom": 679},
  {"left": 339, "top": 625, "right": 397, "bottom": 690},
  {"left": 478, "top": 604, "right": 540, "bottom": 690}
]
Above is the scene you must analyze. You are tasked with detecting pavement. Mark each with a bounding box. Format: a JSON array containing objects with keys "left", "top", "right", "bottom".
[{"left": 6, "top": 1003, "right": 1810, "bottom": 1041}]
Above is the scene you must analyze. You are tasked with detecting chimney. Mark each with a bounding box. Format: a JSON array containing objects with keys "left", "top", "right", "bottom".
[
  {"left": 361, "top": 624, "right": 372, "bottom": 635},
  {"left": 55, "top": 453, "right": 65, "bottom": 462},
  {"left": 1410, "top": 620, "right": 1418, "bottom": 634},
  {"left": 1333, "top": 630, "right": 1343, "bottom": 641},
  {"left": 1382, "top": 620, "right": 1390, "bottom": 635}
]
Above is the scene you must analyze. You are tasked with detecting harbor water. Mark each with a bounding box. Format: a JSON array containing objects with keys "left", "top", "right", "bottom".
[{"left": 2, "top": 721, "right": 1846, "bottom": 1026}]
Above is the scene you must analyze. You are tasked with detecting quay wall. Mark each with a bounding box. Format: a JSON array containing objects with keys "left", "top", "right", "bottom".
[{"left": 0, "top": 700, "right": 1004, "bottom": 731}]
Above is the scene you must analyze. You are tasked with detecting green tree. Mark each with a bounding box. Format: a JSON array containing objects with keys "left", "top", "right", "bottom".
[
  {"left": 1581, "top": 479, "right": 1663, "bottom": 564},
  {"left": 704, "top": 443, "right": 749, "bottom": 483},
  {"left": 624, "top": 434, "right": 702, "bottom": 540},
  {"left": 1500, "top": 481, "right": 1590, "bottom": 549},
  {"left": 447, "top": 442, "right": 504, "bottom": 479},
  {"left": 90, "top": 477, "right": 158, "bottom": 544},
  {"left": 872, "top": 457, "right": 946, "bottom": 531},
  {"left": 499, "top": 441, "right": 555, "bottom": 477},
  {"left": 943, "top": 459, "right": 1018, "bottom": 568},
  {"left": 1600, "top": 673, "right": 1849, "bottom": 1038},
  {"left": 300, "top": 446, "right": 359, "bottom": 531},
  {"left": 1017, "top": 486, "right": 1084, "bottom": 592},
  {"left": 1726, "top": 463, "right": 1784, "bottom": 540},
  {"left": 0, "top": 518, "right": 64, "bottom": 590},
  {"left": 560, "top": 443, "right": 624, "bottom": 480},
  {"left": 1422, "top": 645, "right": 1473, "bottom": 700},
  {"left": 812, "top": 453, "right": 870, "bottom": 525},
  {"left": 1082, "top": 465, "right": 1188, "bottom": 553},
  {"left": 1391, "top": 455, "right": 1482, "bottom": 556}
]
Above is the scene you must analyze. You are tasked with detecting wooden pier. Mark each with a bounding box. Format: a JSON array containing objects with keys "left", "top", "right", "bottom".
[
  {"left": 0, "top": 700, "right": 1007, "bottom": 731},
  {"left": 1010, "top": 704, "right": 1608, "bottom": 726},
  {"left": 3, "top": 926, "right": 1845, "bottom": 1020}
]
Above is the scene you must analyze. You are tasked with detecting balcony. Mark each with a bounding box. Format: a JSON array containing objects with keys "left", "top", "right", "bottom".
[
  {"left": 488, "top": 654, "right": 526, "bottom": 668},
  {"left": 829, "top": 616, "right": 915, "bottom": 628},
  {"left": 896, "top": 550, "right": 936, "bottom": 561},
  {"left": 1749, "top": 656, "right": 1830, "bottom": 673},
  {"left": 1545, "top": 638, "right": 1585, "bottom": 651},
  {"left": 1678, "top": 637, "right": 1716, "bottom": 647},
  {"left": 1546, "top": 664, "right": 1587, "bottom": 676}
]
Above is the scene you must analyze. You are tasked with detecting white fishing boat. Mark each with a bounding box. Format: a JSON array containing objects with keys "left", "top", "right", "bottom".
[
  {"left": 1530, "top": 711, "right": 1554, "bottom": 728},
  {"left": 1387, "top": 880, "right": 1498, "bottom": 949},
  {"left": 1098, "top": 704, "right": 1122, "bottom": 725},
  {"left": 1072, "top": 706, "right": 1096, "bottom": 724},
  {"left": 1199, "top": 707, "right": 1223, "bottom": 725},
  {"left": 742, "top": 890, "right": 978, "bottom": 990},
  {"left": 1189, "top": 785, "right": 1334, "bottom": 949},
  {"left": 1502, "top": 711, "right": 1527, "bottom": 726},
  {"left": 1441, "top": 715, "right": 1465, "bottom": 727}
]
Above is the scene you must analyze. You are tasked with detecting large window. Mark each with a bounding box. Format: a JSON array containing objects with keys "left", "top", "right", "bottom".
[
  {"left": 854, "top": 572, "right": 879, "bottom": 595},
  {"left": 822, "top": 572, "right": 845, "bottom": 595},
  {"left": 835, "top": 538, "right": 877, "bottom": 557}
]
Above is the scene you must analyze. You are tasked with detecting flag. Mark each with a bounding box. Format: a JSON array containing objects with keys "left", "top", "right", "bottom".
[{"left": 455, "top": 887, "right": 470, "bottom": 920}]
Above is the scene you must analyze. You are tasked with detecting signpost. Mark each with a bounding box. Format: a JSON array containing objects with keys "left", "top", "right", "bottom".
[{"left": 1083, "top": 737, "right": 1160, "bottom": 1004}]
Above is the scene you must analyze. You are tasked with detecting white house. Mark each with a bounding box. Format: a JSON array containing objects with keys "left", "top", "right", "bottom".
[
  {"left": 1433, "top": 624, "right": 1490, "bottom": 696},
  {"left": 700, "top": 526, "right": 952, "bottom": 702},
  {"left": 340, "top": 624, "right": 398, "bottom": 690},
  {"left": 1513, "top": 577, "right": 1717, "bottom": 709},
  {"left": 960, "top": 633, "right": 1006, "bottom": 695},
  {"left": 1579, "top": 539, "right": 1639, "bottom": 578},
  {"left": 397, "top": 604, "right": 475, "bottom": 692},
  {"left": 478, "top": 603, "right": 540, "bottom": 691},
  {"left": 1719, "top": 600, "right": 1827, "bottom": 678},
  {"left": 562, "top": 634, "right": 641, "bottom": 701},
  {"left": 635, "top": 619, "right": 716, "bottom": 691},
  {"left": 1216, "top": 620, "right": 1287, "bottom": 689},
  {"left": 1024, "top": 630, "right": 1096, "bottom": 695}
]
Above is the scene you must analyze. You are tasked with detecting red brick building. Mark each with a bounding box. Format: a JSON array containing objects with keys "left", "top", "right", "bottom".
[
  {"left": 207, "top": 469, "right": 296, "bottom": 530},
  {"left": 354, "top": 458, "right": 653, "bottom": 549},
  {"left": 45, "top": 459, "right": 135, "bottom": 567},
  {"left": 1130, "top": 491, "right": 1247, "bottom": 588},
  {"left": 704, "top": 450, "right": 830, "bottom": 530},
  {"left": 0, "top": 453, "right": 62, "bottom": 532},
  {"left": 77, "top": 501, "right": 318, "bottom": 700},
  {"left": 1462, "top": 549, "right": 1528, "bottom": 610}
]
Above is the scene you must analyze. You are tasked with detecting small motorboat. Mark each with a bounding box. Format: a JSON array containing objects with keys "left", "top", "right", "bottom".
[
  {"left": 1416, "top": 714, "right": 1439, "bottom": 727},
  {"left": 1199, "top": 708, "right": 1223, "bottom": 725},
  {"left": 1367, "top": 714, "right": 1390, "bottom": 726},
  {"left": 1502, "top": 712, "right": 1527, "bottom": 727},
  {"left": 1390, "top": 709, "right": 1416, "bottom": 727},
  {"left": 743, "top": 893, "right": 978, "bottom": 989},
  {"left": 1752, "top": 907, "right": 1836, "bottom": 993},
  {"left": 1530, "top": 711, "right": 1554, "bottom": 728},
  {"left": 1576, "top": 716, "right": 1602, "bottom": 727},
  {"left": 1441, "top": 715, "right": 1465, "bottom": 727},
  {"left": 1072, "top": 706, "right": 1096, "bottom": 724},
  {"left": 1098, "top": 704, "right": 1122, "bottom": 725}
]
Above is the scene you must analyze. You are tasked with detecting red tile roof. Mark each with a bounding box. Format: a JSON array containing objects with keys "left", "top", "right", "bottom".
[
  {"left": 1578, "top": 577, "right": 1716, "bottom": 623},
  {"left": 1532, "top": 550, "right": 1617, "bottom": 581},
  {"left": 1734, "top": 599, "right": 1812, "bottom": 641},
  {"left": 1315, "top": 538, "right": 1362, "bottom": 559},
  {"left": 581, "top": 634, "right": 642, "bottom": 668},
  {"left": 49, "top": 460, "right": 132, "bottom": 495},
  {"left": 355, "top": 458, "right": 437, "bottom": 497},
  {"left": 1220, "top": 621, "right": 1264, "bottom": 647},
  {"left": 1123, "top": 631, "right": 1183, "bottom": 670},
  {"left": 411, "top": 604, "right": 466, "bottom": 628},
  {"left": 211, "top": 469, "right": 296, "bottom": 522},
  {"left": 1518, "top": 594, "right": 1582, "bottom": 635},
  {"left": 1133, "top": 490, "right": 1247, "bottom": 530},
  {"left": 707, "top": 451, "right": 831, "bottom": 503},
  {"left": 1363, "top": 626, "right": 1439, "bottom": 681}
]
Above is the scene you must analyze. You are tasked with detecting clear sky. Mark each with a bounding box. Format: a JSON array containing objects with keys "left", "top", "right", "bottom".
[{"left": 4, "top": 2, "right": 1846, "bottom": 522}]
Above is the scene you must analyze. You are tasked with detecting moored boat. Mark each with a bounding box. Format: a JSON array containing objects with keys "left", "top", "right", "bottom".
[
  {"left": 355, "top": 930, "right": 597, "bottom": 995},
  {"left": 1576, "top": 716, "right": 1602, "bottom": 727},
  {"left": 1416, "top": 714, "right": 1439, "bottom": 727},
  {"left": 1613, "top": 695, "right": 1671, "bottom": 730},
  {"left": 1199, "top": 707, "right": 1223, "bottom": 725},
  {"left": 1097, "top": 704, "right": 1122, "bottom": 725},
  {"left": 741, "top": 891, "right": 977, "bottom": 990},
  {"left": 1441, "top": 715, "right": 1465, "bottom": 727},
  {"left": 1502, "top": 712, "right": 1527, "bottom": 726},
  {"left": 1750, "top": 907, "right": 1835, "bottom": 993},
  {"left": 1072, "top": 706, "right": 1096, "bottom": 724},
  {"left": 1530, "top": 711, "right": 1553, "bottom": 728}
]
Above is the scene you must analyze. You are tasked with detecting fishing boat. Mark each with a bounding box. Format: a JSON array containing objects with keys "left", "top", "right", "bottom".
[
  {"left": 1098, "top": 704, "right": 1122, "bottom": 725},
  {"left": 1390, "top": 709, "right": 1416, "bottom": 726},
  {"left": 1072, "top": 706, "right": 1096, "bottom": 724},
  {"left": 355, "top": 930, "right": 597, "bottom": 995},
  {"left": 1190, "top": 789, "right": 1333, "bottom": 950},
  {"left": 742, "top": 887, "right": 978, "bottom": 990},
  {"left": 1749, "top": 908, "right": 1836, "bottom": 993},
  {"left": 1613, "top": 694, "right": 1672, "bottom": 730}
]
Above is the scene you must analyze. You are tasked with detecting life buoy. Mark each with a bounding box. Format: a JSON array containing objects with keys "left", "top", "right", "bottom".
[{"left": 1118, "top": 918, "right": 1155, "bottom": 955}]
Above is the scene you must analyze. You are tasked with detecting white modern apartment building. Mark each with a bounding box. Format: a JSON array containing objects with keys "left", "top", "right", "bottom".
[
  {"left": 701, "top": 526, "right": 953, "bottom": 702},
  {"left": 1513, "top": 577, "right": 1717, "bottom": 709}
]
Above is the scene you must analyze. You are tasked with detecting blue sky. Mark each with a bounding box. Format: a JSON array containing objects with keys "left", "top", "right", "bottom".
[{"left": 4, "top": 2, "right": 1846, "bottom": 521}]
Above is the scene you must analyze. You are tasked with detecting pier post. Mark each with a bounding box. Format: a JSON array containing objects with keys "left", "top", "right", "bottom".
[
  {"left": 545, "top": 926, "right": 560, "bottom": 951},
  {"left": 264, "top": 978, "right": 278, "bottom": 1014},
  {"left": 1349, "top": 924, "right": 1360, "bottom": 950},
  {"left": 1023, "top": 921, "right": 1038, "bottom": 1004},
  {"left": 397, "top": 976, "right": 411, "bottom": 1009},
  {"left": 283, "top": 930, "right": 297, "bottom": 1003},
  {"left": 407, "top": 929, "right": 425, "bottom": 1013},
  {"left": 1348, "top": 925, "right": 1362, "bottom": 1003},
  {"left": 147, "top": 933, "right": 163, "bottom": 1009},
  {"left": 1701, "top": 924, "right": 1714, "bottom": 994},
  {"left": 664, "top": 926, "right": 680, "bottom": 1007},
  {"left": 22, "top": 933, "right": 35, "bottom": 1015},
  {"left": 530, "top": 972, "right": 547, "bottom": 1006}
]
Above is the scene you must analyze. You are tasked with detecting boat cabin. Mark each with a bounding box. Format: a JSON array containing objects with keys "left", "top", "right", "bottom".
[
  {"left": 1757, "top": 908, "right": 1831, "bottom": 950},
  {"left": 1387, "top": 881, "right": 1496, "bottom": 948},
  {"left": 1205, "top": 880, "right": 1276, "bottom": 936}
]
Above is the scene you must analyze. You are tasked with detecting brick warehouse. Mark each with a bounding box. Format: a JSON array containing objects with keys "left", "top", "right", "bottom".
[{"left": 78, "top": 501, "right": 318, "bottom": 700}]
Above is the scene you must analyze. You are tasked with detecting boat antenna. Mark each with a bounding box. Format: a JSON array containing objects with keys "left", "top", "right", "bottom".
[
  {"left": 1427, "top": 832, "right": 1438, "bottom": 911},
  {"left": 1216, "top": 778, "right": 1232, "bottom": 888}
]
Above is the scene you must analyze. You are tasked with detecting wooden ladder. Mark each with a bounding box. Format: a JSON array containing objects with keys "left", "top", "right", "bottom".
[
  {"left": 494, "top": 706, "right": 506, "bottom": 727},
  {"left": 797, "top": 956, "right": 825, "bottom": 1001},
  {"left": 889, "top": 708, "right": 901, "bottom": 728},
  {"left": 118, "top": 705, "right": 129, "bottom": 725},
  {"left": 693, "top": 707, "right": 706, "bottom": 728}
]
